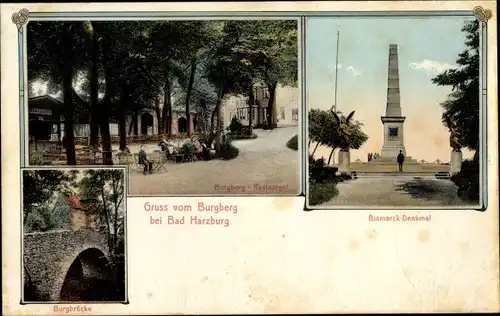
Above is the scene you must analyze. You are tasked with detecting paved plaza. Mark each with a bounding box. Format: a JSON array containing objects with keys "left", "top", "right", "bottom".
[
  {"left": 318, "top": 175, "right": 474, "bottom": 208},
  {"left": 128, "top": 127, "right": 300, "bottom": 196}
]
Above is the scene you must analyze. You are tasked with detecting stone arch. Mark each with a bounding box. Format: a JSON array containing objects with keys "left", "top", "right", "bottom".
[
  {"left": 140, "top": 112, "right": 154, "bottom": 135},
  {"left": 51, "top": 245, "right": 112, "bottom": 301},
  {"left": 59, "top": 248, "right": 112, "bottom": 301},
  {"left": 177, "top": 117, "right": 188, "bottom": 133}
]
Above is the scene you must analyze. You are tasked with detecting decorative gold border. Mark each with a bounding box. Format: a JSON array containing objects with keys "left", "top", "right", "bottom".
[
  {"left": 473, "top": 6, "right": 493, "bottom": 23},
  {"left": 11, "top": 9, "right": 30, "bottom": 29}
]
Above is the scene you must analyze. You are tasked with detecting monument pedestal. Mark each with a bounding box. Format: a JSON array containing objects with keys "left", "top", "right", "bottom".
[
  {"left": 449, "top": 150, "right": 462, "bottom": 175},
  {"left": 338, "top": 150, "right": 351, "bottom": 173}
]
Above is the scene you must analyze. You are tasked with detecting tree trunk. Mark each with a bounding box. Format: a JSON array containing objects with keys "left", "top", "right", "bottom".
[
  {"left": 99, "top": 31, "right": 114, "bottom": 165},
  {"left": 132, "top": 112, "right": 138, "bottom": 136},
  {"left": 327, "top": 147, "right": 337, "bottom": 165},
  {"left": 118, "top": 99, "right": 127, "bottom": 150},
  {"left": 154, "top": 96, "right": 162, "bottom": 135},
  {"left": 62, "top": 23, "right": 76, "bottom": 165},
  {"left": 248, "top": 83, "right": 255, "bottom": 133},
  {"left": 215, "top": 85, "right": 224, "bottom": 154},
  {"left": 111, "top": 176, "right": 119, "bottom": 255},
  {"left": 89, "top": 22, "right": 100, "bottom": 149},
  {"left": 266, "top": 83, "right": 277, "bottom": 129},
  {"left": 127, "top": 116, "right": 134, "bottom": 136},
  {"left": 185, "top": 57, "right": 197, "bottom": 138},
  {"left": 312, "top": 142, "right": 320, "bottom": 156},
  {"left": 101, "top": 186, "right": 113, "bottom": 259},
  {"left": 308, "top": 139, "right": 312, "bottom": 149},
  {"left": 162, "top": 60, "right": 172, "bottom": 136},
  {"left": 210, "top": 106, "right": 217, "bottom": 135},
  {"left": 473, "top": 139, "right": 480, "bottom": 162}
]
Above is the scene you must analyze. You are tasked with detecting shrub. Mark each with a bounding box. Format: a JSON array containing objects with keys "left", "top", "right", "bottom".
[
  {"left": 29, "top": 151, "right": 44, "bottom": 165},
  {"left": 308, "top": 182, "right": 339, "bottom": 206},
  {"left": 309, "top": 155, "right": 340, "bottom": 184},
  {"left": 181, "top": 142, "right": 195, "bottom": 155},
  {"left": 229, "top": 116, "right": 244, "bottom": 133},
  {"left": 227, "top": 131, "right": 258, "bottom": 140},
  {"left": 219, "top": 138, "right": 239, "bottom": 160},
  {"left": 286, "top": 134, "right": 298, "bottom": 151},
  {"left": 450, "top": 158, "right": 480, "bottom": 202},
  {"left": 254, "top": 121, "right": 269, "bottom": 130}
]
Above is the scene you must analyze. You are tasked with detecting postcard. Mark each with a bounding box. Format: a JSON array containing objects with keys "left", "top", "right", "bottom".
[{"left": 2, "top": 2, "right": 498, "bottom": 315}]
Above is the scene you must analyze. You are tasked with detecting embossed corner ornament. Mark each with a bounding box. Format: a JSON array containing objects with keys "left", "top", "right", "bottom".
[
  {"left": 473, "top": 6, "right": 493, "bottom": 24},
  {"left": 12, "top": 9, "right": 30, "bottom": 29}
]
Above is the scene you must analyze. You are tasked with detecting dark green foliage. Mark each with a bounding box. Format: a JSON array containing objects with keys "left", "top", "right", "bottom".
[
  {"left": 307, "top": 155, "right": 345, "bottom": 205},
  {"left": 308, "top": 109, "right": 368, "bottom": 157},
  {"left": 229, "top": 116, "right": 244, "bottom": 133},
  {"left": 308, "top": 182, "right": 339, "bottom": 206},
  {"left": 227, "top": 132, "right": 258, "bottom": 140},
  {"left": 432, "top": 20, "right": 479, "bottom": 152},
  {"left": 23, "top": 170, "right": 76, "bottom": 224},
  {"left": 24, "top": 209, "right": 53, "bottom": 233},
  {"left": 181, "top": 142, "right": 195, "bottom": 155},
  {"left": 308, "top": 155, "right": 340, "bottom": 184},
  {"left": 219, "top": 138, "right": 240, "bottom": 160},
  {"left": 29, "top": 20, "right": 298, "bottom": 159},
  {"left": 450, "top": 159, "right": 479, "bottom": 202},
  {"left": 286, "top": 134, "right": 298, "bottom": 151},
  {"left": 432, "top": 20, "right": 480, "bottom": 201},
  {"left": 29, "top": 151, "right": 44, "bottom": 165},
  {"left": 227, "top": 117, "right": 257, "bottom": 139}
]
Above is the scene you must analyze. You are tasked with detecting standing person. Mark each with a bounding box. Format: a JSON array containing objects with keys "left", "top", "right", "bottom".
[
  {"left": 397, "top": 150, "right": 405, "bottom": 172},
  {"left": 138, "top": 145, "right": 153, "bottom": 175}
]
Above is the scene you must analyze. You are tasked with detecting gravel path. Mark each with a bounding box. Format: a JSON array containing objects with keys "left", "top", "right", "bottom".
[
  {"left": 319, "top": 176, "right": 472, "bottom": 208},
  {"left": 129, "top": 127, "right": 300, "bottom": 196}
]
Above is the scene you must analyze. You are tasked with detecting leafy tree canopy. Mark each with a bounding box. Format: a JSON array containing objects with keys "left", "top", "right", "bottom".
[{"left": 432, "top": 20, "right": 479, "bottom": 151}]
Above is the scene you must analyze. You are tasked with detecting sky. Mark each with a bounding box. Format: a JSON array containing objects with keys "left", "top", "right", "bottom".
[{"left": 306, "top": 16, "right": 476, "bottom": 162}]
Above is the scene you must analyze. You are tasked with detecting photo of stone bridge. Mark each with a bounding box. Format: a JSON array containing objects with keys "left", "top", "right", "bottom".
[
  {"left": 22, "top": 168, "right": 126, "bottom": 302},
  {"left": 23, "top": 230, "right": 121, "bottom": 302}
]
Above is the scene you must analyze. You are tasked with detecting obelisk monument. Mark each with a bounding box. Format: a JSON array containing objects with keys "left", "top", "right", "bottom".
[{"left": 380, "top": 44, "right": 406, "bottom": 158}]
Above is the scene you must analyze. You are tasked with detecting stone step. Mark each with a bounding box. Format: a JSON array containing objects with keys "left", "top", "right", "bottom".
[
  {"left": 367, "top": 161, "right": 422, "bottom": 165},
  {"left": 350, "top": 162, "right": 449, "bottom": 173}
]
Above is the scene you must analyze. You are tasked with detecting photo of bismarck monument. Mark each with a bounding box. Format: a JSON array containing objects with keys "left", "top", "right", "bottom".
[{"left": 355, "top": 44, "right": 444, "bottom": 172}]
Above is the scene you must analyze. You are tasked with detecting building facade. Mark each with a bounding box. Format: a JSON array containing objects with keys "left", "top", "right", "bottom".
[
  {"left": 67, "top": 196, "right": 96, "bottom": 231},
  {"left": 223, "top": 84, "right": 299, "bottom": 128},
  {"left": 28, "top": 96, "right": 201, "bottom": 146}
]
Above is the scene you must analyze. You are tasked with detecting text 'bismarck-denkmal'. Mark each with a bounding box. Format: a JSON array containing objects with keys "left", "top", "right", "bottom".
[{"left": 144, "top": 202, "right": 237, "bottom": 227}]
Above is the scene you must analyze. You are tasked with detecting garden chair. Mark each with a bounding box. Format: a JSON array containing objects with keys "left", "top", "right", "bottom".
[{"left": 132, "top": 153, "right": 145, "bottom": 172}]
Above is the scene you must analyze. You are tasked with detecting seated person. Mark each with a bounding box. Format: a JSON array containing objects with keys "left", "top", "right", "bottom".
[
  {"left": 158, "top": 139, "right": 172, "bottom": 158},
  {"left": 192, "top": 137, "right": 203, "bottom": 160},
  {"left": 138, "top": 145, "right": 153, "bottom": 175},
  {"left": 201, "top": 143, "right": 215, "bottom": 161},
  {"left": 158, "top": 139, "right": 169, "bottom": 152}
]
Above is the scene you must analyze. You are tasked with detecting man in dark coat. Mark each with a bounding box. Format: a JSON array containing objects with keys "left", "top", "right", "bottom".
[
  {"left": 138, "top": 145, "right": 153, "bottom": 175},
  {"left": 397, "top": 150, "right": 405, "bottom": 172}
]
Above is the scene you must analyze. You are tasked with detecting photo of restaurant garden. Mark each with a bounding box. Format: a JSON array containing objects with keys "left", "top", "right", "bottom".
[{"left": 27, "top": 19, "right": 300, "bottom": 196}]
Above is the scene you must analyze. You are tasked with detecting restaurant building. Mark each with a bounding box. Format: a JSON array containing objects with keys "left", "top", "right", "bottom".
[
  {"left": 223, "top": 83, "right": 299, "bottom": 128},
  {"left": 28, "top": 95, "right": 202, "bottom": 150}
]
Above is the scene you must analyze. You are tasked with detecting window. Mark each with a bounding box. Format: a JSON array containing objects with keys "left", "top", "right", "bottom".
[
  {"left": 255, "top": 87, "right": 270, "bottom": 100},
  {"left": 280, "top": 107, "right": 285, "bottom": 120},
  {"left": 236, "top": 108, "right": 247, "bottom": 120},
  {"left": 292, "top": 109, "right": 299, "bottom": 121},
  {"left": 388, "top": 127, "right": 398, "bottom": 137}
]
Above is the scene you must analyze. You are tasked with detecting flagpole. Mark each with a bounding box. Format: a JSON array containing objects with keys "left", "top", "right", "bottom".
[{"left": 334, "top": 30, "right": 339, "bottom": 113}]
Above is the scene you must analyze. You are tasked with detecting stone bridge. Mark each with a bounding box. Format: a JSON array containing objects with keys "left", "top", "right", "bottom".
[{"left": 23, "top": 230, "right": 112, "bottom": 301}]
